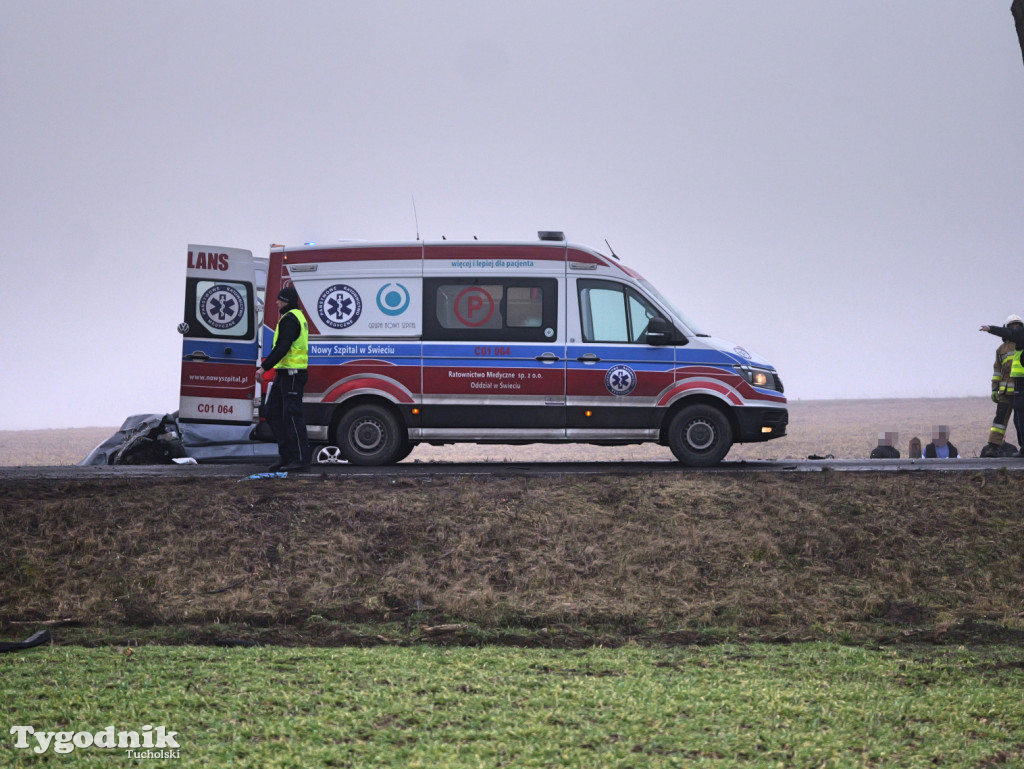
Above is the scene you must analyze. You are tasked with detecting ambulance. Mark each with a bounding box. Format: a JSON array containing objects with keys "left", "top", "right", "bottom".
[{"left": 178, "top": 233, "right": 787, "bottom": 466}]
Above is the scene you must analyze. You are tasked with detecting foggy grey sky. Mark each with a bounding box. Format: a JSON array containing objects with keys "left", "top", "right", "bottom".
[{"left": 2, "top": 1, "right": 1022, "bottom": 430}]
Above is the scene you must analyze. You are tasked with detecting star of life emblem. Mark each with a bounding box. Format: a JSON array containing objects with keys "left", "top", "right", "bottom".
[
  {"left": 318, "top": 284, "right": 362, "bottom": 329},
  {"left": 605, "top": 364, "right": 637, "bottom": 396},
  {"left": 199, "top": 284, "right": 245, "bottom": 330}
]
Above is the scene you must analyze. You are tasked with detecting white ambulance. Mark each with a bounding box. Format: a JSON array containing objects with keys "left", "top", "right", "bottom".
[{"left": 178, "top": 233, "right": 787, "bottom": 466}]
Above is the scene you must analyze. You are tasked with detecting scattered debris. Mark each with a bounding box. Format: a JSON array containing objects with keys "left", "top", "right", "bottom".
[
  {"left": 0, "top": 629, "right": 51, "bottom": 653},
  {"left": 239, "top": 472, "right": 288, "bottom": 481}
]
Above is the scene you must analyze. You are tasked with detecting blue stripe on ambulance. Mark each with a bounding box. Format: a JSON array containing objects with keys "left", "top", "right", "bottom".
[{"left": 306, "top": 342, "right": 422, "bottom": 365}]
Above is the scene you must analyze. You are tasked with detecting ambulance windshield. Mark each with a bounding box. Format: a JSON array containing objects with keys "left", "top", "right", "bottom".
[{"left": 639, "top": 279, "right": 708, "bottom": 336}]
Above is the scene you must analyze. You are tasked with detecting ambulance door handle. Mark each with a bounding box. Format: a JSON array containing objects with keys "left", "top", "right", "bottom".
[
  {"left": 577, "top": 353, "right": 601, "bottom": 363},
  {"left": 535, "top": 352, "right": 561, "bottom": 363},
  {"left": 184, "top": 351, "right": 210, "bottom": 362}
]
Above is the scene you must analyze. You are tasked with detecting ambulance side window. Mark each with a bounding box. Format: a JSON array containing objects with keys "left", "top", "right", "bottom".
[
  {"left": 580, "top": 283, "right": 629, "bottom": 342},
  {"left": 578, "top": 280, "right": 662, "bottom": 344},
  {"left": 424, "top": 278, "right": 557, "bottom": 341},
  {"left": 628, "top": 293, "right": 659, "bottom": 343},
  {"left": 435, "top": 284, "right": 504, "bottom": 331},
  {"left": 506, "top": 286, "right": 544, "bottom": 328}
]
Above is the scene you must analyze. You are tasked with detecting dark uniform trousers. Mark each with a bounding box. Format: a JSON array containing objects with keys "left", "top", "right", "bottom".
[
  {"left": 993, "top": 397, "right": 1015, "bottom": 445},
  {"left": 266, "top": 369, "right": 311, "bottom": 466}
]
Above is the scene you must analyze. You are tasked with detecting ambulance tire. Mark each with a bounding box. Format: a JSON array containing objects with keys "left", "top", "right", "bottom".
[
  {"left": 667, "top": 404, "right": 733, "bottom": 467},
  {"left": 336, "top": 403, "right": 409, "bottom": 466}
]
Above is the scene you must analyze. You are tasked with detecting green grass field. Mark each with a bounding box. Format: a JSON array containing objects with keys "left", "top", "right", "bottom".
[{"left": 3, "top": 643, "right": 1023, "bottom": 768}]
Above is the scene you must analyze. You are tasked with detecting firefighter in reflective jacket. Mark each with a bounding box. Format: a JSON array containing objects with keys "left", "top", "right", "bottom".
[
  {"left": 256, "top": 286, "right": 311, "bottom": 471},
  {"left": 980, "top": 315, "right": 1024, "bottom": 457}
]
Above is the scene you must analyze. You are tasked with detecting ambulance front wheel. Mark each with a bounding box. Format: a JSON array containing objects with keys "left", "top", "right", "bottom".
[
  {"left": 336, "top": 403, "right": 409, "bottom": 466},
  {"left": 667, "top": 404, "right": 733, "bottom": 467}
]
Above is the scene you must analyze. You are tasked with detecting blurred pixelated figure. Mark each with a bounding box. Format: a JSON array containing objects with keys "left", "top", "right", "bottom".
[
  {"left": 869, "top": 430, "right": 900, "bottom": 459},
  {"left": 923, "top": 425, "right": 959, "bottom": 458}
]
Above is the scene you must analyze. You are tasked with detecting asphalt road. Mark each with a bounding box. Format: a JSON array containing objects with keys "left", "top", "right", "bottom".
[{"left": 5, "top": 457, "right": 1024, "bottom": 482}]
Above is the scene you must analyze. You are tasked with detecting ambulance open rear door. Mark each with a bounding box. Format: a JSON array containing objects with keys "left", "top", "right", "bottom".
[{"left": 178, "top": 244, "right": 259, "bottom": 425}]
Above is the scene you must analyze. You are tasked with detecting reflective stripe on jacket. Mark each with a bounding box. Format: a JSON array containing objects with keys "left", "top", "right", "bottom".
[{"left": 995, "top": 341, "right": 1017, "bottom": 395}]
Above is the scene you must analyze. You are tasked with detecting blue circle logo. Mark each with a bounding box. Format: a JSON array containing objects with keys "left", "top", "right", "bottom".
[
  {"left": 605, "top": 364, "right": 637, "bottom": 396},
  {"left": 318, "top": 284, "right": 362, "bottom": 329},
  {"left": 376, "top": 283, "right": 411, "bottom": 316},
  {"left": 199, "top": 284, "right": 245, "bottom": 330}
]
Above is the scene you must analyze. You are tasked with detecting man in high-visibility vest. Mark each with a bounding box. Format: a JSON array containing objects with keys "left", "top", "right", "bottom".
[
  {"left": 981, "top": 316, "right": 1024, "bottom": 457},
  {"left": 256, "top": 286, "right": 311, "bottom": 471}
]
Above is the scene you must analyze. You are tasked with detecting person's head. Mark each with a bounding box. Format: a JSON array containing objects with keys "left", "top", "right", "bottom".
[
  {"left": 931, "top": 425, "right": 950, "bottom": 445},
  {"left": 1006, "top": 313, "right": 1024, "bottom": 330},
  {"left": 909, "top": 436, "right": 922, "bottom": 455},
  {"left": 277, "top": 285, "right": 299, "bottom": 311},
  {"left": 876, "top": 430, "right": 898, "bottom": 447}
]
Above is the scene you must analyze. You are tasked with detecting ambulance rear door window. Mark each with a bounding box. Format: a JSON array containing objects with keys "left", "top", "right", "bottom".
[{"left": 184, "top": 278, "right": 255, "bottom": 339}]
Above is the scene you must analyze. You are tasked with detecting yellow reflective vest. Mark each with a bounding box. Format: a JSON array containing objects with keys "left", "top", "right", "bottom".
[
  {"left": 272, "top": 309, "right": 308, "bottom": 369},
  {"left": 1013, "top": 348, "right": 1024, "bottom": 379}
]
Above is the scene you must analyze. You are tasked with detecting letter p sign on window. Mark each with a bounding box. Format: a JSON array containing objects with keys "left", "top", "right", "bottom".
[{"left": 455, "top": 287, "right": 497, "bottom": 327}]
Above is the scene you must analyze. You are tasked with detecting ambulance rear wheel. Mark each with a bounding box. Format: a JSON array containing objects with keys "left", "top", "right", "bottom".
[
  {"left": 667, "top": 404, "right": 732, "bottom": 467},
  {"left": 336, "top": 404, "right": 409, "bottom": 466}
]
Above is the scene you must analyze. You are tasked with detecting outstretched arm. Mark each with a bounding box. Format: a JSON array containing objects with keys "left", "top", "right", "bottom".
[{"left": 981, "top": 325, "right": 1024, "bottom": 345}]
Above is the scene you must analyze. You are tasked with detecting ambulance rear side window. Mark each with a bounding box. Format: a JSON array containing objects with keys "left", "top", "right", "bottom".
[
  {"left": 435, "top": 284, "right": 504, "bottom": 331},
  {"left": 183, "top": 278, "right": 255, "bottom": 340},
  {"left": 424, "top": 278, "right": 557, "bottom": 342},
  {"left": 506, "top": 286, "right": 544, "bottom": 328}
]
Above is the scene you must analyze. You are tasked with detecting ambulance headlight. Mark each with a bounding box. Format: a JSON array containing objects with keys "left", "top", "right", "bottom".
[{"left": 735, "top": 365, "right": 779, "bottom": 392}]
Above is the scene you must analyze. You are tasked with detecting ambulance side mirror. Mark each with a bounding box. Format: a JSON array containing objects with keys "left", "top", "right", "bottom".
[{"left": 645, "top": 317, "right": 675, "bottom": 346}]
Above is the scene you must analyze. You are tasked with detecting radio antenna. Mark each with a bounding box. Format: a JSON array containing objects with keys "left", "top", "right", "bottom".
[
  {"left": 605, "top": 238, "right": 620, "bottom": 260},
  {"left": 412, "top": 196, "right": 420, "bottom": 241}
]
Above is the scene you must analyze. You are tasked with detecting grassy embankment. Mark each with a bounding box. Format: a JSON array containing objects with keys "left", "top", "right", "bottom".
[{"left": 2, "top": 469, "right": 1022, "bottom": 647}]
